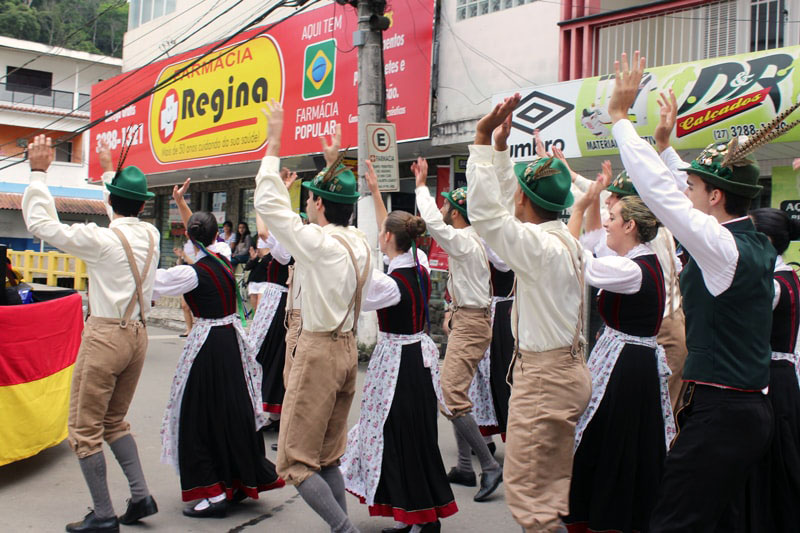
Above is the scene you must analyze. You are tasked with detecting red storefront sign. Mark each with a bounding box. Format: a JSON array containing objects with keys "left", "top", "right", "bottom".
[
  {"left": 428, "top": 165, "right": 451, "bottom": 272},
  {"left": 88, "top": 1, "right": 434, "bottom": 180}
]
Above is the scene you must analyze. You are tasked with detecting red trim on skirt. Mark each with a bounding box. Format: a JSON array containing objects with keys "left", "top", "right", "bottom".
[
  {"left": 263, "top": 402, "right": 283, "bottom": 414},
  {"left": 349, "top": 490, "right": 458, "bottom": 524},
  {"left": 478, "top": 425, "right": 507, "bottom": 441},
  {"left": 182, "top": 477, "right": 286, "bottom": 502}
]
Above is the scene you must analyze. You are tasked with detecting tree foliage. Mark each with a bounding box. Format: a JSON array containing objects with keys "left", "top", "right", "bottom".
[{"left": 0, "top": 0, "right": 128, "bottom": 57}]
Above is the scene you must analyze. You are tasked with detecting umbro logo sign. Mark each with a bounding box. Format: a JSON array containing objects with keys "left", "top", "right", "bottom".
[{"left": 512, "top": 91, "right": 575, "bottom": 135}]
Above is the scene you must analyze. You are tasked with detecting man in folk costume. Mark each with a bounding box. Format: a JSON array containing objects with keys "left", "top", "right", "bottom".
[
  {"left": 414, "top": 163, "right": 503, "bottom": 502},
  {"left": 22, "top": 136, "right": 159, "bottom": 532},
  {"left": 608, "top": 52, "right": 790, "bottom": 531},
  {"left": 466, "top": 97, "right": 592, "bottom": 532},
  {"left": 255, "top": 102, "right": 371, "bottom": 533}
]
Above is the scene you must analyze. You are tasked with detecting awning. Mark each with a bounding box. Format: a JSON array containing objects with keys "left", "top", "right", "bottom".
[{"left": 0, "top": 192, "right": 106, "bottom": 215}]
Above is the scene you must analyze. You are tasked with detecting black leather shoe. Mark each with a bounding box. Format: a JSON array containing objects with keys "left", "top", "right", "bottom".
[
  {"left": 66, "top": 510, "right": 119, "bottom": 532},
  {"left": 446, "top": 467, "right": 476, "bottom": 487},
  {"left": 381, "top": 526, "right": 411, "bottom": 533},
  {"left": 231, "top": 489, "right": 248, "bottom": 504},
  {"left": 182, "top": 499, "right": 228, "bottom": 518},
  {"left": 473, "top": 468, "right": 503, "bottom": 502},
  {"left": 118, "top": 495, "right": 158, "bottom": 525},
  {"left": 420, "top": 521, "right": 441, "bottom": 532}
]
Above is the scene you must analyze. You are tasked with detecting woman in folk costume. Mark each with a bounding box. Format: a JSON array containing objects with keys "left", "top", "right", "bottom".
[
  {"left": 249, "top": 173, "right": 297, "bottom": 427},
  {"left": 748, "top": 208, "right": 800, "bottom": 532},
  {"left": 565, "top": 179, "right": 675, "bottom": 533},
  {"left": 341, "top": 160, "right": 456, "bottom": 533},
  {"left": 467, "top": 250, "right": 514, "bottom": 442},
  {"left": 155, "top": 185, "right": 283, "bottom": 518}
]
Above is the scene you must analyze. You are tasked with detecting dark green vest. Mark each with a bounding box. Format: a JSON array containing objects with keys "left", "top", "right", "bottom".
[{"left": 680, "top": 218, "right": 776, "bottom": 390}]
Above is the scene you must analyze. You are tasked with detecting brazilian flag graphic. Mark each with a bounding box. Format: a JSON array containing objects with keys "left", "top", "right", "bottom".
[{"left": 303, "top": 39, "right": 336, "bottom": 100}]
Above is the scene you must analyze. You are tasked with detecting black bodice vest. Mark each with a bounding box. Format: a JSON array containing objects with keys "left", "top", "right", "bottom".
[
  {"left": 376, "top": 266, "right": 431, "bottom": 335},
  {"left": 266, "top": 257, "right": 293, "bottom": 287},
  {"left": 771, "top": 269, "right": 800, "bottom": 354},
  {"left": 490, "top": 264, "right": 515, "bottom": 298},
  {"left": 184, "top": 255, "right": 237, "bottom": 319},
  {"left": 598, "top": 254, "right": 665, "bottom": 337}
]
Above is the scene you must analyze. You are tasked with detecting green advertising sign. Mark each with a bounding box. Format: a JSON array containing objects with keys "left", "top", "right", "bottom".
[
  {"left": 770, "top": 165, "right": 800, "bottom": 267},
  {"left": 576, "top": 45, "right": 800, "bottom": 157}
]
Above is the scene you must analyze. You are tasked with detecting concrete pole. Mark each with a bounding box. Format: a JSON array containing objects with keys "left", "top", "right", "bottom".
[{"left": 354, "top": 0, "right": 385, "bottom": 348}]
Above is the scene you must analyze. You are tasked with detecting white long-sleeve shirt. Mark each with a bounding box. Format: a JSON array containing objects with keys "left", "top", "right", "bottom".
[
  {"left": 364, "top": 249, "right": 431, "bottom": 312},
  {"left": 415, "top": 186, "right": 491, "bottom": 309},
  {"left": 153, "top": 242, "right": 231, "bottom": 300},
  {"left": 254, "top": 155, "right": 371, "bottom": 333},
  {"left": 583, "top": 243, "right": 652, "bottom": 294},
  {"left": 22, "top": 170, "right": 160, "bottom": 320},
  {"left": 613, "top": 119, "right": 741, "bottom": 297},
  {"left": 466, "top": 144, "right": 583, "bottom": 352},
  {"left": 265, "top": 232, "right": 301, "bottom": 310}
]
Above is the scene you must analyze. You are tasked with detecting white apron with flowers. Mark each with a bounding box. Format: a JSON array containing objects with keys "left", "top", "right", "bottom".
[
  {"left": 247, "top": 282, "right": 289, "bottom": 351},
  {"left": 468, "top": 295, "right": 513, "bottom": 427},
  {"left": 574, "top": 326, "right": 676, "bottom": 454},
  {"left": 340, "top": 331, "right": 448, "bottom": 505},
  {"left": 772, "top": 351, "right": 800, "bottom": 389},
  {"left": 160, "top": 313, "right": 268, "bottom": 472}
]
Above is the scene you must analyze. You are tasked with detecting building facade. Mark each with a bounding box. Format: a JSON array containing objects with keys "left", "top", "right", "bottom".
[{"left": 0, "top": 36, "right": 122, "bottom": 250}]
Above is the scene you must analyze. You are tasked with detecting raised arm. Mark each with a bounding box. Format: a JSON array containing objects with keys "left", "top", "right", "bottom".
[
  {"left": 608, "top": 52, "right": 738, "bottom": 296},
  {"left": 365, "top": 159, "right": 388, "bottom": 230},
  {"left": 492, "top": 114, "right": 517, "bottom": 214},
  {"left": 567, "top": 175, "right": 605, "bottom": 239},
  {"left": 654, "top": 88, "right": 689, "bottom": 191},
  {"left": 584, "top": 162, "right": 611, "bottom": 234},
  {"left": 172, "top": 178, "right": 192, "bottom": 228}
]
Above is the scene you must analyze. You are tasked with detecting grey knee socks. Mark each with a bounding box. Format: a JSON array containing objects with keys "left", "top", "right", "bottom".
[
  {"left": 453, "top": 424, "right": 474, "bottom": 473},
  {"left": 452, "top": 415, "right": 500, "bottom": 473},
  {"left": 109, "top": 434, "right": 150, "bottom": 502},
  {"left": 78, "top": 452, "right": 115, "bottom": 519},
  {"left": 319, "top": 465, "right": 347, "bottom": 513},
  {"left": 296, "top": 473, "right": 358, "bottom": 533}
]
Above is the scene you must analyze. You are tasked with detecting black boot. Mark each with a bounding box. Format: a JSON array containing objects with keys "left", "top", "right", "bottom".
[
  {"left": 118, "top": 495, "right": 158, "bottom": 524},
  {"left": 66, "top": 510, "right": 119, "bottom": 533}
]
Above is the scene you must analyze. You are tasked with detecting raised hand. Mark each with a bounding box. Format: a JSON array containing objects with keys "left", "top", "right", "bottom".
[
  {"left": 97, "top": 139, "right": 114, "bottom": 172},
  {"left": 607, "top": 51, "right": 646, "bottom": 124},
  {"left": 249, "top": 246, "right": 257, "bottom": 260},
  {"left": 365, "top": 159, "right": 379, "bottom": 193},
  {"left": 493, "top": 112, "right": 512, "bottom": 151},
  {"left": 654, "top": 89, "right": 678, "bottom": 153},
  {"left": 599, "top": 160, "right": 613, "bottom": 187},
  {"left": 794, "top": 158, "right": 800, "bottom": 171},
  {"left": 28, "top": 134, "right": 55, "bottom": 173},
  {"left": 534, "top": 129, "right": 547, "bottom": 158},
  {"left": 280, "top": 167, "right": 298, "bottom": 189},
  {"left": 262, "top": 99, "right": 284, "bottom": 157},
  {"left": 476, "top": 94, "right": 520, "bottom": 145},
  {"left": 412, "top": 157, "right": 429, "bottom": 189},
  {"left": 320, "top": 123, "right": 342, "bottom": 167},
  {"left": 172, "top": 177, "right": 190, "bottom": 204}
]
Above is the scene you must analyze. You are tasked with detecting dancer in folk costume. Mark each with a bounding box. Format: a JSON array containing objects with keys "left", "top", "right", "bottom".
[
  {"left": 609, "top": 52, "right": 788, "bottom": 531},
  {"left": 748, "top": 208, "right": 800, "bottom": 532},
  {"left": 341, "top": 160, "right": 457, "bottom": 533},
  {"left": 248, "top": 171, "right": 297, "bottom": 427},
  {"left": 256, "top": 103, "right": 370, "bottom": 533},
  {"left": 414, "top": 160, "right": 503, "bottom": 502},
  {"left": 565, "top": 183, "right": 675, "bottom": 532},
  {"left": 23, "top": 137, "right": 160, "bottom": 532},
  {"left": 243, "top": 237, "right": 271, "bottom": 310},
  {"left": 157, "top": 183, "right": 283, "bottom": 518},
  {"left": 467, "top": 97, "right": 592, "bottom": 533}
]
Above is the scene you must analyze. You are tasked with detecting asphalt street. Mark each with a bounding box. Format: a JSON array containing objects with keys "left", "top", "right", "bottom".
[{"left": 0, "top": 326, "right": 519, "bottom": 532}]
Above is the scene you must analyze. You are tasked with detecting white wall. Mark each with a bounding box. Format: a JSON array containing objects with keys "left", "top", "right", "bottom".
[
  {"left": 434, "top": 0, "right": 562, "bottom": 144},
  {"left": 0, "top": 159, "right": 96, "bottom": 189}
]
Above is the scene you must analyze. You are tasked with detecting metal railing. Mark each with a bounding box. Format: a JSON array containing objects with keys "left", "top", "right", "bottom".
[
  {"left": 0, "top": 83, "right": 90, "bottom": 112},
  {"left": 8, "top": 250, "right": 87, "bottom": 290}
]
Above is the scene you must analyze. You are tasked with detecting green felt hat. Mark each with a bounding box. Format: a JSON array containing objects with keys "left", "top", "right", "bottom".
[
  {"left": 513, "top": 157, "right": 574, "bottom": 212},
  {"left": 606, "top": 170, "right": 638, "bottom": 197},
  {"left": 440, "top": 186, "right": 469, "bottom": 222},
  {"left": 679, "top": 140, "right": 762, "bottom": 199},
  {"left": 302, "top": 162, "right": 360, "bottom": 205},
  {"left": 105, "top": 166, "right": 154, "bottom": 201}
]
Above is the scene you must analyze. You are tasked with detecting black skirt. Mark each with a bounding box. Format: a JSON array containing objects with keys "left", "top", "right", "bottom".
[
  {"left": 488, "top": 299, "right": 514, "bottom": 435},
  {"left": 745, "top": 360, "right": 800, "bottom": 532},
  {"left": 178, "top": 324, "right": 284, "bottom": 501},
  {"left": 361, "top": 342, "right": 458, "bottom": 524},
  {"left": 254, "top": 291, "right": 288, "bottom": 413},
  {"left": 565, "top": 343, "right": 666, "bottom": 533}
]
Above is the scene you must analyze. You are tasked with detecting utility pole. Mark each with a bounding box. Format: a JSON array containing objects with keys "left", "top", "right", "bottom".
[{"left": 345, "top": 0, "right": 390, "bottom": 346}]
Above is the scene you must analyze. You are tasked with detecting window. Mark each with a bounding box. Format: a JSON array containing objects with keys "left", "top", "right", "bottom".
[
  {"left": 6, "top": 67, "right": 52, "bottom": 95},
  {"left": 750, "top": 0, "right": 786, "bottom": 51},
  {"left": 54, "top": 141, "right": 73, "bottom": 163},
  {"left": 240, "top": 188, "right": 257, "bottom": 234},
  {"left": 457, "top": 0, "right": 537, "bottom": 21},
  {"left": 128, "top": 0, "right": 178, "bottom": 30}
]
